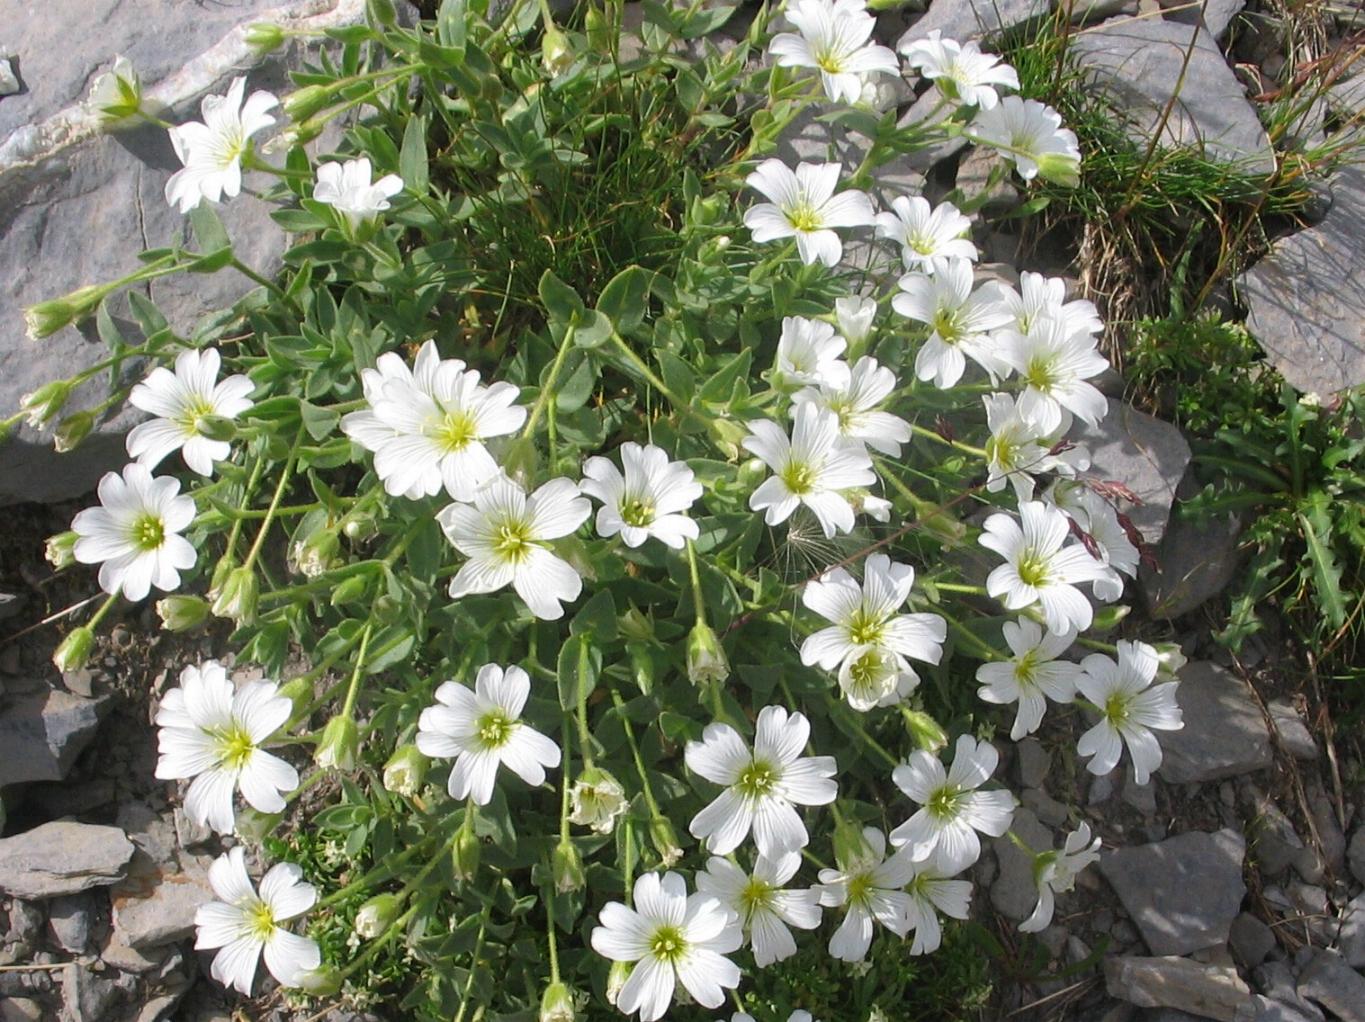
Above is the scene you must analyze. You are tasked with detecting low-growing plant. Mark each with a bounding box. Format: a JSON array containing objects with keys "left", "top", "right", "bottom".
[{"left": 10, "top": 1, "right": 1188, "bottom": 1019}]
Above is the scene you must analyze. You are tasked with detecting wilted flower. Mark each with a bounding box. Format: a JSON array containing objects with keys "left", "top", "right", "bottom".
[
  {"left": 210, "top": 566, "right": 258, "bottom": 626},
  {"left": 156, "top": 594, "right": 211, "bottom": 632},
  {"left": 382, "top": 744, "right": 429, "bottom": 796},
  {"left": 686, "top": 621, "right": 732, "bottom": 686},
  {"left": 313, "top": 715, "right": 360, "bottom": 770},
  {"left": 52, "top": 627, "right": 95, "bottom": 672},
  {"left": 1020, "top": 822, "right": 1102, "bottom": 933},
  {"left": 568, "top": 766, "right": 628, "bottom": 834},
  {"left": 353, "top": 893, "right": 401, "bottom": 939}
]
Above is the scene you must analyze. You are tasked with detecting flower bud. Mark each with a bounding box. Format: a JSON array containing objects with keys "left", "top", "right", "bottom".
[
  {"left": 452, "top": 825, "right": 481, "bottom": 882},
  {"left": 1034, "top": 152, "right": 1081, "bottom": 188},
  {"left": 293, "top": 965, "right": 342, "bottom": 996},
  {"left": 835, "top": 294, "right": 876, "bottom": 352},
  {"left": 605, "top": 962, "right": 631, "bottom": 1007},
  {"left": 314, "top": 715, "right": 360, "bottom": 770},
  {"left": 209, "top": 555, "right": 236, "bottom": 595},
  {"left": 245, "top": 22, "right": 287, "bottom": 53},
  {"left": 372, "top": 593, "right": 402, "bottom": 624},
  {"left": 541, "top": 27, "right": 575, "bottom": 76},
  {"left": 618, "top": 606, "right": 655, "bottom": 644},
  {"left": 584, "top": 4, "right": 610, "bottom": 50},
  {"left": 686, "top": 621, "right": 730, "bottom": 686},
  {"left": 86, "top": 55, "right": 143, "bottom": 125},
  {"left": 291, "top": 528, "right": 342, "bottom": 578},
  {"left": 735, "top": 455, "right": 768, "bottom": 489},
  {"left": 382, "top": 744, "right": 429, "bottom": 797},
  {"left": 46, "top": 530, "right": 79, "bottom": 570},
  {"left": 210, "top": 566, "right": 258, "bottom": 626},
  {"left": 1153, "top": 642, "right": 1187, "bottom": 680},
  {"left": 1088, "top": 603, "right": 1131, "bottom": 634},
  {"left": 283, "top": 85, "right": 333, "bottom": 121},
  {"left": 707, "top": 418, "right": 751, "bottom": 460},
  {"left": 354, "top": 893, "right": 402, "bottom": 939},
  {"left": 53, "top": 411, "right": 94, "bottom": 453},
  {"left": 276, "top": 676, "right": 315, "bottom": 724},
  {"left": 194, "top": 413, "right": 238, "bottom": 443},
  {"left": 342, "top": 510, "right": 378, "bottom": 541},
  {"left": 20, "top": 380, "right": 72, "bottom": 427},
  {"left": 540, "top": 981, "right": 577, "bottom": 1022},
  {"left": 24, "top": 285, "right": 108, "bottom": 340},
  {"left": 626, "top": 643, "right": 655, "bottom": 695},
  {"left": 552, "top": 838, "right": 586, "bottom": 893},
  {"left": 330, "top": 574, "right": 370, "bottom": 608},
  {"left": 647, "top": 817, "right": 683, "bottom": 867},
  {"left": 156, "top": 595, "right": 210, "bottom": 632},
  {"left": 901, "top": 708, "right": 948, "bottom": 753},
  {"left": 53, "top": 627, "right": 95, "bottom": 672},
  {"left": 568, "top": 766, "right": 628, "bottom": 835}
]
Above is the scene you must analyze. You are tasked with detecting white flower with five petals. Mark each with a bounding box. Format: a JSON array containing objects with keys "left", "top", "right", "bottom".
[
  {"left": 127, "top": 348, "right": 254, "bottom": 476},
  {"left": 1020, "top": 822, "right": 1102, "bottom": 933},
  {"left": 901, "top": 30, "right": 1020, "bottom": 109},
  {"left": 982, "top": 392, "right": 1088, "bottom": 503},
  {"left": 1076, "top": 641, "right": 1182, "bottom": 785},
  {"left": 313, "top": 157, "right": 403, "bottom": 228},
  {"left": 792, "top": 356, "right": 911, "bottom": 456},
  {"left": 743, "top": 159, "right": 876, "bottom": 267},
  {"left": 997, "top": 316, "right": 1109, "bottom": 435},
  {"left": 874, "top": 195, "right": 978, "bottom": 272},
  {"left": 165, "top": 76, "right": 278, "bottom": 213},
  {"left": 768, "top": 0, "right": 900, "bottom": 105},
  {"left": 580, "top": 442, "right": 702, "bottom": 549},
  {"left": 696, "top": 852, "right": 822, "bottom": 967},
  {"left": 892, "top": 257, "right": 1013, "bottom": 388},
  {"left": 890, "top": 735, "right": 1016, "bottom": 871},
  {"left": 969, "top": 96, "right": 1081, "bottom": 185},
  {"left": 775, "top": 316, "right": 849, "bottom": 388},
  {"left": 975, "top": 618, "right": 1082, "bottom": 740},
  {"left": 816, "top": 827, "right": 917, "bottom": 962}
]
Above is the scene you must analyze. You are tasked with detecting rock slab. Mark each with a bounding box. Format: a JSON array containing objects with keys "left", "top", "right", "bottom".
[
  {"left": 1104, "top": 956, "right": 1253, "bottom": 1020},
  {"left": 1078, "top": 399, "right": 1192, "bottom": 546},
  {"left": 1296, "top": 950, "right": 1365, "bottom": 1022},
  {"left": 898, "top": 0, "right": 1050, "bottom": 47},
  {"left": 1240, "top": 164, "right": 1365, "bottom": 397},
  {"left": 111, "top": 857, "right": 215, "bottom": 949},
  {"left": 1099, "top": 829, "right": 1246, "bottom": 956},
  {"left": 0, "top": 687, "right": 111, "bottom": 788},
  {"left": 0, "top": 821, "right": 134, "bottom": 899},
  {"left": 1158, "top": 661, "right": 1273, "bottom": 783}
]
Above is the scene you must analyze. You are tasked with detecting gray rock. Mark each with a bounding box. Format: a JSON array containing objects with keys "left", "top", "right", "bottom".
[
  {"left": 1248, "top": 997, "right": 1323, "bottom": 1022},
  {"left": 0, "top": 60, "right": 17, "bottom": 98},
  {"left": 1304, "top": 781, "right": 1346, "bottom": 874},
  {"left": 1349, "top": 825, "right": 1365, "bottom": 885},
  {"left": 1240, "top": 164, "right": 1365, "bottom": 396},
  {"left": 1297, "top": 950, "right": 1365, "bottom": 1022},
  {"left": 1062, "top": 0, "right": 1138, "bottom": 24},
  {"left": 59, "top": 961, "right": 119, "bottom": 1022},
  {"left": 991, "top": 807, "right": 1053, "bottom": 921},
  {"left": 1070, "top": 19, "right": 1275, "bottom": 175},
  {"left": 0, "top": 821, "right": 134, "bottom": 899},
  {"left": 1229, "top": 912, "right": 1276, "bottom": 968},
  {"left": 116, "top": 801, "right": 177, "bottom": 868},
  {"left": 1158, "top": 662, "right": 1273, "bottom": 783},
  {"left": 99, "top": 935, "right": 170, "bottom": 974},
  {"left": 46, "top": 893, "right": 92, "bottom": 954},
  {"left": 1023, "top": 787, "right": 1071, "bottom": 827},
  {"left": 111, "top": 856, "right": 214, "bottom": 949},
  {"left": 173, "top": 807, "right": 212, "bottom": 851},
  {"left": 0, "top": 687, "right": 111, "bottom": 788},
  {"left": 0, "top": 998, "right": 44, "bottom": 1022},
  {"left": 1325, "top": 74, "right": 1365, "bottom": 123},
  {"left": 899, "top": 0, "right": 1050, "bottom": 47},
  {"left": 1141, "top": 502, "right": 1244, "bottom": 619},
  {"left": 1253, "top": 962, "right": 1325, "bottom": 1022},
  {"left": 1104, "top": 956, "right": 1253, "bottom": 1020},
  {"left": 1337, "top": 892, "right": 1365, "bottom": 968},
  {"left": 1266, "top": 700, "right": 1317, "bottom": 761},
  {"left": 0, "top": 592, "right": 20, "bottom": 621},
  {"left": 1121, "top": 775, "right": 1159, "bottom": 815},
  {"left": 1100, "top": 829, "right": 1246, "bottom": 956},
  {"left": 1017, "top": 737, "right": 1051, "bottom": 789},
  {"left": 1160, "top": 0, "right": 1245, "bottom": 39},
  {"left": 1076, "top": 399, "right": 1191, "bottom": 546},
  {"left": 954, "top": 147, "right": 1019, "bottom": 215}
]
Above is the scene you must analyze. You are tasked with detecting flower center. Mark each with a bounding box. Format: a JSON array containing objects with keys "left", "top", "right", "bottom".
[
  {"left": 931, "top": 307, "right": 962, "bottom": 342},
  {"left": 492, "top": 519, "right": 535, "bottom": 563},
  {"left": 780, "top": 459, "right": 816, "bottom": 495},
  {"left": 212, "top": 723, "right": 257, "bottom": 770},
  {"left": 1015, "top": 548, "right": 1051, "bottom": 588},
  {"left": 1024, "top": 353, "right": 1058, "bottom": 393},
  {"left": 736, "top": 759, "right": 779, "bottom": 799},
  {"left": 176, "top": 396, "right": 217, "bottom": 437},
  {"left": 847, "top": 650, "right": 884, "bottom": 691},
  {"left": 738, "top": 877, "right": 774, "bottom": 919},
  {"left": 435, "top": 408, "right": 480, "bottom": 453},
  {"left": 245, "top": 899, "right": 277, "bottom": 941},
  {"left": 814, "top": 48, "right": 846, "bottom": 75},
  {"left": 620, "top": 497, "right": 655, "bottom": 528},
  {"left": 648, "top": 924, "right": 688, "bottom": 964},
  {"left": 786, "top": 201, "right": 823, "bottom": 233},
  {"left": 927, "top": 784, "right": 962, "bottom": 820},
  {"left": 910, "top": 232, "right": 938, "bottom": 256},
  {"left": 985, "top": 434, "right": 1016, "bottom": 470},
  {"left": 1013, "top": 649, "right": 1040, "bottom": 687},
  {"left": 1103, "top": 692, "right": 1130, "bottom": 726},
  {"left": 476, "top": 709, "right": 516, "bottom": 748},
  {"left": 129, "top": 513, "right": 166, "bottom": 551},
  {"left": 846, "top": 871, "right": 875, "bottom": 906},
  {"left": 846, "top": 608, "right": 884, "bottom": 647}
]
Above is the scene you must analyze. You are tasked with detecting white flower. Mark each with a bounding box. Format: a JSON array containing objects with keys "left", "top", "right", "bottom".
[
  {"left": 982, "top": 392, "right": 1087, "bottom": 503},
  {"left": 743, "top": 159, "right": 876, "bottom": 267},
  {"left": 890, "top": 734, "right": 1015, "bottom": 871},
  {"left": 580, "top": 443, "right": 702, "bottom": 549},
  {"left": 997, "top": 271, "right": 1103, "bottom": 338},
  {"left": 569, "top": 767, "right": 629, "bottom": 834},
  {"left": 768, "top": 0, "right": 900, "bottom": 105},
  {"left": 415, "top": 663, "right": 562, "bottom": 805},
  {"left": 969, "top": 96, "right": 1081, "bottom": 185},
  {"left": 901, "top": 30, "right": 1019, "bottom": 109},
  {"left": 1046, "top": 479, "right": 1140, "bottom": 601},
  {"left": 165, "top": 76, "right": 278, "bottom": 213},
  {"left": 816, "top": 827, "right": 916, "bottom": 962},
  {"left": 799, "top": 554, "right": 946, "bottom": 708},
  {"left": 903, "top": 851, "right": 974, "bottom": 955},
  {"left": 342, "top": 340, "right": 527, "bottom": 501},
  {"left": 775, "top": 316, "right": 849, "bottom": 388},
  {"left": 194, "top": 847, "right": 320, "bottom": 996},
  {"left": 742, "top": 404, "right": 877, "bottom": 538},
  {"left": 874, "top": 195, "right": 978, "bottom": 272},
  {"left": 1076, "top": 641, "right": 1183, "bottom": 785},
  {"left": 71, "top": 463, "right": 197, "bottom": 601},
  {"left": 892, "top": 258, "right": 1013, "bottom": 388},
  {"left": 997, "top": 316, "right": 1109, "bottom": 435},
  {"left": 793, "top": 356, "right": 911, "bottom": 457},
  {"left": 154, "top": 661, "right": 298, "bottom": 834},
  {"left": 979, "top": 500, "right": 1108, "bottom": 634},
  {"left": 313, "top": 157, "right": 403, "bottom": 228},
  {"left": 696, "top": 852, "right": 822, "bottom": 967},
  {"left": 835, "top": 295, "right": 877, "bottom": 348},
  {"left": 1020, "top": 822, "right": 1102, "bottom": 933},
  {"left": 975, "top": 619, "right": 1082, "bottom": 740},
  {"left": 590, "top": 871, "right": 742, "bottom": 1021},
  {"left": 438, "top": 475, "right": 591, "bottom": 620},
  {"left": 685, "top": 705, "right": 838, "bottom": 858},
  {"left": 86, "top": 55, "right": 141, "bottom": 123},
  {"left": 126, "top": 348, "right": 255, "bottom": 476}
]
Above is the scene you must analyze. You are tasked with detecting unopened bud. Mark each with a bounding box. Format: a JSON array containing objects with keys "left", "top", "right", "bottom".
[
  {"left": 686, "top": 621, "right": 729, "bottom": 686},
  {"left": 552, "top": 838, "right": 586, "bottom": 893},
  {"left": 283, "top": 85, "right": 332, "bottom": 121},
  {"left": 1154, "top": 642, "right": 1187, "bottom": 680},
  {"left": 293, "top": 965, "right": 341, "bottom": 996},
  {"left": 647, "top": 817, "right": 683, "bottom": 867},
  {"left": 382, "top": 744, "right": 429, "bottom": 796},
  {"left": 330, "top": 574, "right": 369, "bottom": 608},
  {"left": 901, "top": 707, "right": 948, "bottom": 753},
  {"left": 86, "top": 55, "right": 143, "bottom": 125},
  {"left": 53, "top": 411, "right": 94, "bottom": 453},
  {"left": 20, "top": 381, "right": 72, "bottom": 427},
  {"left": 354, "top": 893, "right": 402, "bottom": 939},
  {"left": 452, "top": 825, "right": 481, "bottom": 882},
  {"left": 24, "top": 285, "right": 108, "bottom": 340},
  {"left": 540, "top": 980, "right": 577, "bottom": 1022},
  {"left": 314, "top": 715, "right": 360, "bottom": 770},
  {"left": 46, "top": 531, "right": 79, "bottom": 570},
  {"left": 53, "top": 627, "right": 95, "bottom": 672},
  {"left": 541, "top": 27, "right": 574, "bottom": 76},
  {"left": 245, "top": 23, "right": 287, "bottom": 53},
  {"left": 619, "top": 607, "right": 655, "bottom": 644},
  {"left": 1034, "top": 151, "right": 1081, "bottom": 188},
  {"left": 1088, "top": 603, "right": 1130, "bottom": 634},
  {"left": 210, "top": 566, "right": 258, "bottom": 626},
  {"left": 156, "top": 594, "right": 210, "bottom": 632},
  {"left": 605, "top": 961, "right": 631, "bottom": 1007},
  {"left": 194, "top": 413, "right": 237, "bottom": 443},
  {"left": 584, "top": 4, "right": 610, "bottom": 50},
  {"left": 342, "top": 510, "right": 378, "bottom": 541}
]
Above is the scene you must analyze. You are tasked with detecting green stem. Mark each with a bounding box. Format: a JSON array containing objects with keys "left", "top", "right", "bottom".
[
  {"left": 522, "top": 324, "right": 576, "bottom": 439},
  {"left": 909, "top": 422, "right": 986, "bottom": 458},
  {"left": 685, "top": 539, "right": 707, "bottom": 627},
  {"left": 241, "top": 426, "right": 304, "bottom": 570},
  {"left": 340, "top": 621, "right": 376, "bottom": 719},
  {"left": 610, "top": 689, "right": 664, "bottom": 822},
  {"left": 453, "top": 904, "right": 491, "bottom": 1022},
  {"left": 612, "top": 333, "right": 680, "bottom": 405},
  {"left": 86, "top": 593, "right": 120, "bottom": 632}
]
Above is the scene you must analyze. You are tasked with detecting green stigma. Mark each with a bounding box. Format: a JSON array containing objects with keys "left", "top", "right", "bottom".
[
  {"left": 476, "top": 710, "right": 515, "bottom": 748},
  {"left": 130, "top": 513, "right": 166, "bottom": 551},
  {"left": 648, "top": 924, "right": 688, "bottom": 964},
  {"left": 736, "top": 759, "right": 779, "bottom": 799}
]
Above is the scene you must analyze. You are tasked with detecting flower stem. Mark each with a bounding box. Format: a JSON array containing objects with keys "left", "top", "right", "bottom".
[
  {"left": 610, "top": 689, "right": 664, "bottom": 824},
  {"left": 339, "top": 621, "right": 375, "bottom": 719},
  {"left": 611, "top": 332, "right": 680, "bottom": 405},
  {"left": 452, "top": 904, "right": 491, "bottom": 1022},
  {"left": 685, "top": 538, "right": 707, "bottom": 627},
  {"left": 521, "top": 324, "right": 576, "bottom": 439},
  {"left": 241, "top": 425, "right": 304, "bottom": 571}
]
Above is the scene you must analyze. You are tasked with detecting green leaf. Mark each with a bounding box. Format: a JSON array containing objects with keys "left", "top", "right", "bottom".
[
  {"left": 400, "top": 114, "right": 429, "bottom": 195},
  {"left": 539, "top": 269, "right": 584, "bottom": 324},
  {"left": 299, "top": 400, "right": 340, "bottom": 441},
  {"left": 1299, "top": 491, "right": 1347, "bottom": 630},
  {"left": 189, "top": 203, "right": 231, "bottom": 254},
  {"left": 184, "top": 248, "right": 235, "bottom": 274},
  {"left": 658, "top": 350, "right": 696, "bottom": 403},
  {"left": 556, "top": 633, "right": 601, "bottom": 712},
  {"left": 595, "top": 266, "right": 651, "bottom": 334},
  {"left": 572, "top": 309, "right": 614, "bottom": 349},
  {"left": 697, "top": 349, "right": 751, "bottom": 403},
  {"left": 570, "top": 589, "right": 618, "bottom": 642}
]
